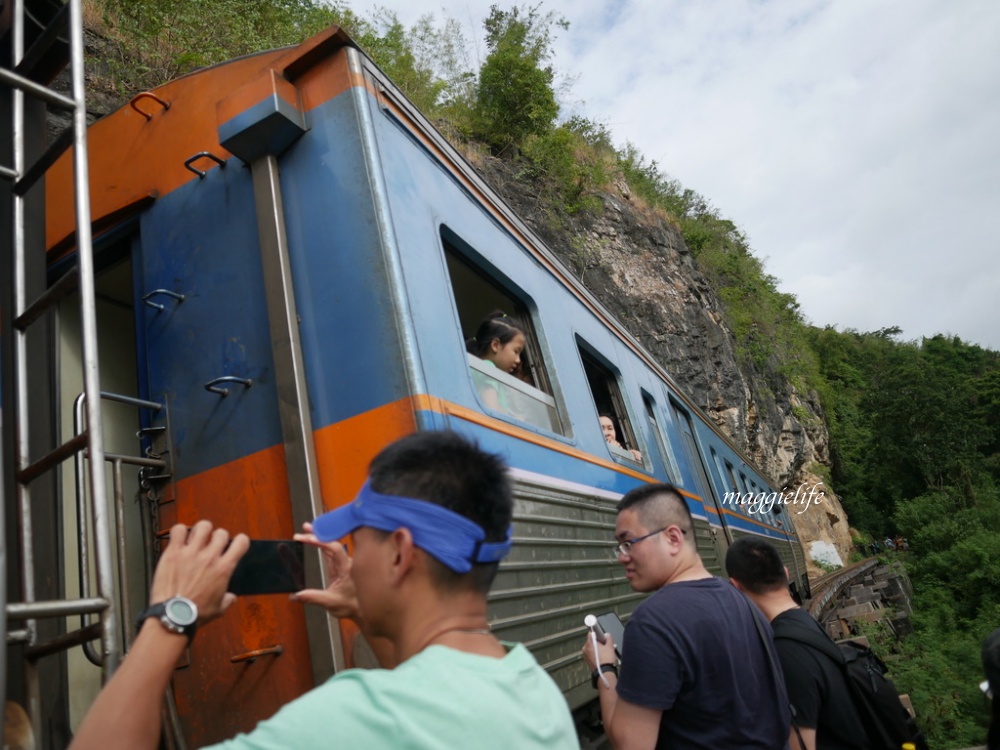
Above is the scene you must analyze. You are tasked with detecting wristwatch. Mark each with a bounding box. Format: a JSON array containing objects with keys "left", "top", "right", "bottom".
[
  {"left": 591, "top": 662, "right": 618, "bottom": 689},
  {"left": 135, "top": 596, "right": 199, "bottom": 641}
]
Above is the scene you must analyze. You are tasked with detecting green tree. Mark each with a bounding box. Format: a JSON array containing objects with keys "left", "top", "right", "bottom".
[
  {"left": 98, "top": 0, "right": 335, "bottom": 91},
  {"left": 473, "top": 4, "right": 565, "bottom": 153}
]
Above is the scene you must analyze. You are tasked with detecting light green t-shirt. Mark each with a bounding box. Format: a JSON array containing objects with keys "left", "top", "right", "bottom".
[
  {"left": 205, "top": 643, "right": 578, "bottom": 749},
  {"left": 470, "top": 358, "right": 512, "bottom": 413}
]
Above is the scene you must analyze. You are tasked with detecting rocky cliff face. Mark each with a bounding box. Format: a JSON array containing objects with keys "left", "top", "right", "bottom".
[{"left": 471, "top": 154, "right": 853, "bottom": 577}]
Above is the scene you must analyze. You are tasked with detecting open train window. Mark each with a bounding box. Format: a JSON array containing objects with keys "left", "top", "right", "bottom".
[
  {"left": 643, "top": 390, "right": 681, "bottom": 481},
  {"left": 578, "top": 342, "right": 643, "bottom": 465},
  {"left": 443, "top": 234, "right": 562, "bottom": 433}
]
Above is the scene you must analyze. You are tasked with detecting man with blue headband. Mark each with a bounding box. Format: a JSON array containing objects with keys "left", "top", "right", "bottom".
[{"left": 70, "top": 431, "right": 577, "bottom": 750}]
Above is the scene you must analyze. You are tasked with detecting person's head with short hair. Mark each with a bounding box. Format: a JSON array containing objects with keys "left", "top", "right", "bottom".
[
  {"left": 465, "top": 311, "right": 527, "bottom": 375},
  {"left": 311, "top": 431, "right": 514, "bottom": 645},
  {"left": 725, "top": 536, "right": 790, "bottom": 595},
  {"left": 613, "top": 484, "right": 701, "bottom": 591},
  {"left": 367, "top": 430, "right": 513, "bottom": 594}
]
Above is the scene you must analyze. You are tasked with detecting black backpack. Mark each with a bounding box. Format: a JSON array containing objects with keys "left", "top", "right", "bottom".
[{"left": 776, "top": 626, "right": 929, "bottom": 750}]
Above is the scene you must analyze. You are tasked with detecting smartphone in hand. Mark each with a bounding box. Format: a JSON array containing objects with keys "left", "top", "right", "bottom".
[
  {"left": 228, "top": 540, "right": 305, "bottom": 596},
  {"left": 595, "top": 611, "right": 625, "bottom": 658}
]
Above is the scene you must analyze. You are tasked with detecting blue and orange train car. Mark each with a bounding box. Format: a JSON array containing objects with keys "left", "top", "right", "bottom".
[{"left": 41, "top": 26, "right": 808, "bottom": 745}]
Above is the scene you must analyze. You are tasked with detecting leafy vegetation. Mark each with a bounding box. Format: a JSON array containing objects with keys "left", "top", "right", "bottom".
[
  {"left": 811, "top": 329, "right": 999, "bottom": 535},
  {"left": 471, "top": 5, "right": 564, "bottom": 153},
  {"left": 92, "top": 0, "right": 333, "bottom": 91},
  {"left": 811, "top": 329, "right": 1000, "bottom": 747},
  {"left": 83, "top": 3, "right": 1000, "bottom": 746}
]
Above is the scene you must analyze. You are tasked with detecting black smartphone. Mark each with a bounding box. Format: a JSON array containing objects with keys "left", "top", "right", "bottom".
[
  {"left": 228, "top": 540, "right": 305, "bottom": 596},
  {"left": 595, "top": 611, "right": 626, "bottom": 657}
]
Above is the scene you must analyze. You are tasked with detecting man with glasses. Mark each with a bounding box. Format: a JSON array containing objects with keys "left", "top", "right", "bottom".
[
  {"left": 580, "top": 483, "right": 790, "bottom": 749},
  {"left": 70, "top": 431, "right": 578, "bottom": 749}
]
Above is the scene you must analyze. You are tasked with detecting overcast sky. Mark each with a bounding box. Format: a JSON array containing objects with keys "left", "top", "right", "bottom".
[{"left": 359, "top": 0, "right": 1000, "bottom": 351}]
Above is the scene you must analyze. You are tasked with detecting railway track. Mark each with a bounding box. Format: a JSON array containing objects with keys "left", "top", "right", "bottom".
[{"left": 805, "top": 556, "right": 882, "bottom": 620}]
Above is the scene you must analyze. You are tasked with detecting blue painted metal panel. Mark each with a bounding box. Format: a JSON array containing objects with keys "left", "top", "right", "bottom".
[
  {"left": 277, "top": 92, "right": 410, "bottom": 431},
  {"left": 134, "top": 162, "right": 283, "bottom": 481},
  {"left": 134, "top": 90, "right": 416, "bottom": 478}
]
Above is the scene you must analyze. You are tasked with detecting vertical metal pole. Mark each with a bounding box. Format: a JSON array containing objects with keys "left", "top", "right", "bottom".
[
  {"left": 73, "top": 393, "right": 100, "bottom": 665},
  {"left": 112, "top": 458, "right": 133, "bottom": 650},
  {"left": 9, "top": 0, "right": 43, "bottom": 739},
  {"left": 0, "top": 335, "right": 7, "bottom": 750},
  {"left": 250, "top": 154, "right": 344, "bottom": 682},
  {"left": 0, "top": 7, "right": 14, "bottom": 737},
  {"left": 0, "top": 419, "right": 5, "bottom": 750},
  {"left": 66, "top": 0, "right": 119, "bottom": 676}
]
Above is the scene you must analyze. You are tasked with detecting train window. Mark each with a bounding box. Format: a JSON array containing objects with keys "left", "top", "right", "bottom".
[
  {"left": 642, "top": 391, "right": 681, "bottom": 480},
  {"left": 578, "top": 343, "right": 643, "bottom": 465},
  {"left": 671, "top": 399, "right": 724, "bottom": 501},
  {"left": 443, "top": 236, "right": 563, "bottom": 433},
  {"left": 724, "top": 460, "right": 744, "bottom": 501},
  {"left": 738, "top": 471, "right": 751, "bottom": 495},
  {"left": 712, "top": 449, "right": 744, "bottom": 515}
]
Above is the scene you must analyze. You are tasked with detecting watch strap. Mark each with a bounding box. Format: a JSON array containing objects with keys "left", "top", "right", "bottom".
[
  {"left": 135, "top": 602, "right": 166, "bottom": 632},
  {"left": 135, "top": 600, "right": 197, "bottom": 641},
  {"left": 591, "top": 662, "right": 618, "bottom": 689}
]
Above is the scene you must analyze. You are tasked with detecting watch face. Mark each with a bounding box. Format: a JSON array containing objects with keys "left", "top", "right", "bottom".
[{"left": 166, "top": 598, "right": 197, "bottom": 626}]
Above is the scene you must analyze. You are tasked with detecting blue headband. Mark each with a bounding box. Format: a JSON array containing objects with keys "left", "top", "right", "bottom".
[{"left": 311, "top": 482, "right": 513, "bottom": 574}]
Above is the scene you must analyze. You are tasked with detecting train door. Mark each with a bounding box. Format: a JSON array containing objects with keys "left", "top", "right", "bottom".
[
  {"left": 131, "top": 198, "right": 324, "bottom": 746},
  {"left": 667, "top": 399, "right": 731, "bottom": 573},
  {"left": 55, "top": 239, "right": 152, "bottom": 734}
]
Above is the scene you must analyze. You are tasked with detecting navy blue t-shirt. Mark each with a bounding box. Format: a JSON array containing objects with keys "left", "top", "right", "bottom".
[{"left": 616, "top": 577, "right": 790, "bottom": 750}]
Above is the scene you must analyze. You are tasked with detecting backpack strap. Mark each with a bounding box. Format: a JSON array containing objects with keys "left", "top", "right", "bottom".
[
  {"left": 740, "top": 593, "right": 802, "bottom": 747},
  {"left": 772, "top": 614, "right": 846, "bottom": 666}
]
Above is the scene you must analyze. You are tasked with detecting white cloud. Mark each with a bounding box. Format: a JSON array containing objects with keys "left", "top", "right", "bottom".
[{"left": 353, "top": 0, "right": 1000, "bottom": 349}]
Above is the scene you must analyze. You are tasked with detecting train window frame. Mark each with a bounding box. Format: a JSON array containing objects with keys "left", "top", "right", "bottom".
[
  {"left": 711, "top": 448, "right": 743, "bottom": 516},
  {"left": 641, "top": 389, "right": 681, "bottom": 481},
  {"left": 670, "top": 397, "right": 724, "bottom": 505},
  {"left": 576, "top": 339, "right": 644, "bottom": 466},
  {"left": 441, "top": 231, "right": 565, "bottom": 435},
  {"left": 722, "top": 459, "right": 747, "bottom": 515}
]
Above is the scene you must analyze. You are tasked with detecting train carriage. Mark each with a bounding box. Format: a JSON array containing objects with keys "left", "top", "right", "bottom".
[{"left": 8, "top": 24, "right": 806, "bottom": 746}]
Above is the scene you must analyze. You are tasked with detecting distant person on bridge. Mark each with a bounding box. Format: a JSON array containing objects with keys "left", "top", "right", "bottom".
[
  {"left": 579, "top": 483, "right": 789, "bottom": 749},
  {"left": 69, "top": 431, "right": 578, "bottom": 750},
  {"left": 727, "top": 536, "right": 868, "bottom": 750}
]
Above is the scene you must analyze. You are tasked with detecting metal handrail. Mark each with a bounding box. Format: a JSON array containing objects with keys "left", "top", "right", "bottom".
[{"left": 73, "top": 392, "right": 164, "bottom": 664}]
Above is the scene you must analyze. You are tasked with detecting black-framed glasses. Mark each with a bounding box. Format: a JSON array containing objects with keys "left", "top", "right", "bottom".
[
  {"left": 613, "top": 527, "right": 666, "bottom": 559},
  {"left": 612, "top": 526, "right": 689, "bottom": 559}
]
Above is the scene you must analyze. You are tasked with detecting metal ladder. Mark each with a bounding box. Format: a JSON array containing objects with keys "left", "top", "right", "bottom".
[{"left": 0, "top": 1, "right": 154, "bottom": 744}]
